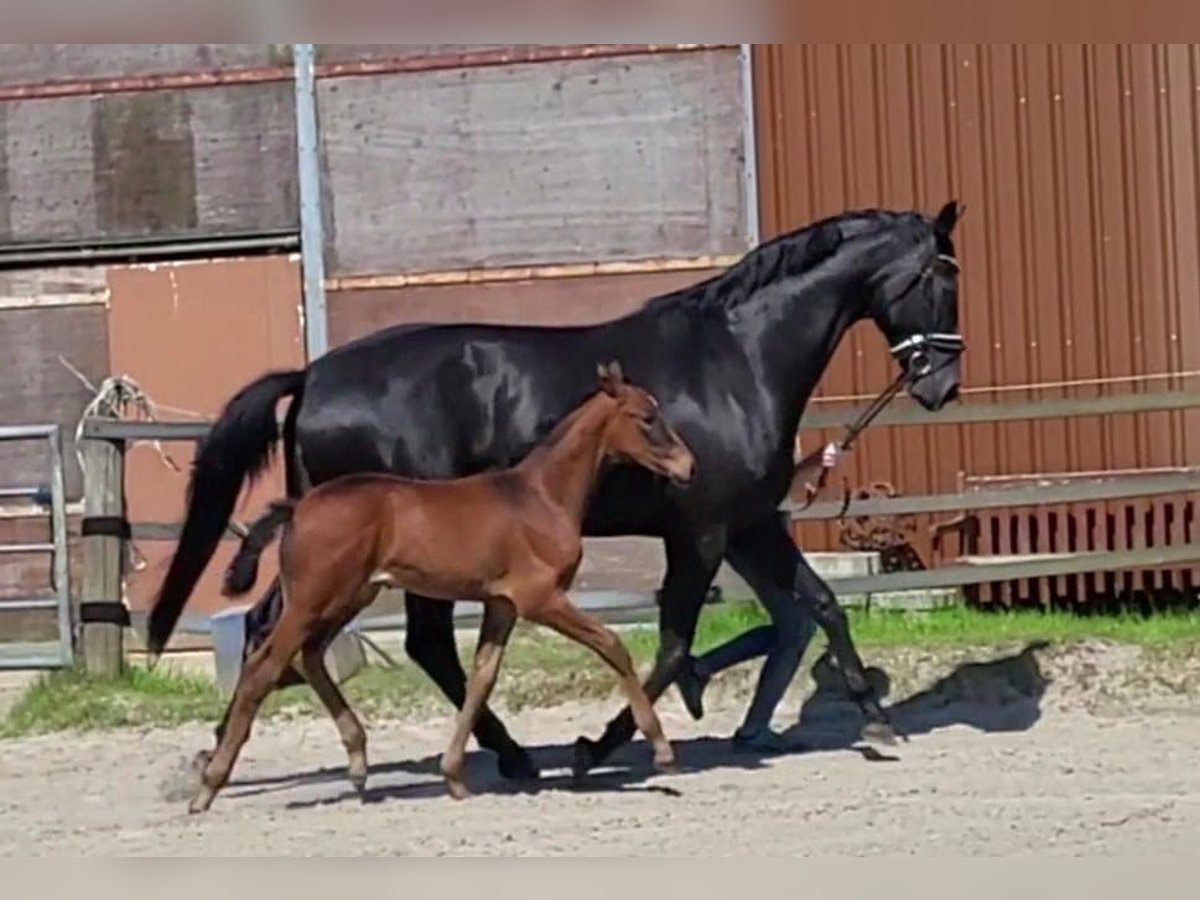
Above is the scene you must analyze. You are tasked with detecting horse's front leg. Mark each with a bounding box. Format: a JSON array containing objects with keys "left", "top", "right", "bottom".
[
  {"left": 675, "top": 513, "right": 820, "bottom": 749},
  {"left": 572, "top": 526, "right": 726, "bottom": 778},
  {"left": 793, "top": 550, "right": 903, "bottom": 744}
]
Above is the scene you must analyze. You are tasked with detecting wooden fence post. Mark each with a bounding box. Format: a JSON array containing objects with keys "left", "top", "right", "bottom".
[{"left": 80, "top": 436, "right": 126, "bottom": 677}]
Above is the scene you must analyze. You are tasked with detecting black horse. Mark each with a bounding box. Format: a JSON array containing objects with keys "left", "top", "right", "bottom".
[{"left": 147, "top": 203, "right": 964, "bottom": 781}]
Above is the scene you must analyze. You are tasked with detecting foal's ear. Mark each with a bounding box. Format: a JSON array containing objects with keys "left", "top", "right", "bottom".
[
  {"left": 597, "top": 360, "right": 625, "bottom": 396},
  {"left": 934, "top": 200, "right": 963, "bottom": 235}
]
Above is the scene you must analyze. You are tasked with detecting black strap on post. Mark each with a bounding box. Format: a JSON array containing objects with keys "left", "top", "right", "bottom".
[
  {"left": 79, "top": 601, "right": 130, "bottom": 627},
  {"left": 81, "top": 516, "right": 131, "bottom": 539}
]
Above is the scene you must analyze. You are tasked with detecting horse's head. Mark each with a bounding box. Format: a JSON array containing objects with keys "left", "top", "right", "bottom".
[{"left": 864, "top": 201, "right": 965, "bottom": 411}]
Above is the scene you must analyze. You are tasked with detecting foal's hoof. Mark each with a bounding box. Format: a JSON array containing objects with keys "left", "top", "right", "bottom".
[
  {"left": 445, "top": 778, "right": 471, "bottom": 801},
  {"left": 860, "top": 720, "right": 901, "bottom": 747},
  {"left": 571, "top": 736, "right": 599, "bottom": 783},
  {"left": 348, "top": 765, "right": 368, "bottom": 798},
  {"left": 497, "top": 747, "right": 541, "bottom": 783},
  {"left": 188, "top": 787, "right": 216, "bottom": 815},
  {"left": 652, "top": 746, "right": 677, "bottom": 774}
]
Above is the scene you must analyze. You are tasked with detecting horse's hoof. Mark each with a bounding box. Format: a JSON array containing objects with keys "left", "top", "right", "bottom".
[
  {"left": 675, "top": 665, "right": 707, "bottom": 722},
  {"left": 572, "top": 736, "right": 598, "bottom": 783},
  {"left": 861, "top": 721, "right": 900, "bottom": 747},
  {"left": 445, "top": 778, "right": 470, "bottom": 801},
  {"left": 497, "top": 747, "right": 541, "bottom": 782}
]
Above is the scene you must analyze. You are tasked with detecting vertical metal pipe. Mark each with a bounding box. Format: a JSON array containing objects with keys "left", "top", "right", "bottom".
[
  {"left": 738, "top": 44, "right": 762, "bottom": 248},
  {"left": 47, "top": 427, "right": 73, "bottom": 666},
  {"left": 293, "top": 43, "right": 328, "bottom": 361}
]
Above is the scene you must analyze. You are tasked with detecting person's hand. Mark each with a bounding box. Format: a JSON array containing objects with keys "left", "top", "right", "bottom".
[
  {"left": 799, "top": 441, "right": 842, "bottom": 507},
  {"left": 820, "top": 440, "right": 841, "bottom": 470}
]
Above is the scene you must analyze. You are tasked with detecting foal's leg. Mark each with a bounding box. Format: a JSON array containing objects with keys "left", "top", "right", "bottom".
[
  {"left": 533, "top": 591, "right": 674, "bottom": 776},
  {"left": 190, "top": 610, "right": 314, "bottom": 813},
  {"left": 441, "top": 599, "right": 518, "bottom": 800},
  {"left": 405, "top": 592, "right": 540, "bottom": 781},
  {"left": 193, "top": 579, "right": 300, "bottom": 772},
  {"left": 291, "top": 582, "right": 379, "bottom": 794},
  {"left": 296, "top": 639, "right": 369, "bottom": 795},
  {"left": 574, "top": 527, "right": 725, "bottom": 775}
]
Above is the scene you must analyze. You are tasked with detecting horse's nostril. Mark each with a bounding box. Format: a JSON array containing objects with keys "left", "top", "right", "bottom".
[{"left": 944, "top": 383, "right": 961, "bottom": 404}]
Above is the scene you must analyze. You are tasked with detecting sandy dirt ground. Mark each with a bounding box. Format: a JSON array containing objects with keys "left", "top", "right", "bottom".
[{"left": 2, "top": 640, "right": 1200, "bottom": 856}]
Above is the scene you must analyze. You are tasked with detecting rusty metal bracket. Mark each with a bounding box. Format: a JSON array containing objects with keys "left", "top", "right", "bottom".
[{"left": 837, "top": 481, "right": 926, "bottom": 573}]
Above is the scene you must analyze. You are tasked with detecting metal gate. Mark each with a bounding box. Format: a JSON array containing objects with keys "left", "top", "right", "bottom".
[{"left": 0, "top": 424, "right": 72, "bottom": 669}]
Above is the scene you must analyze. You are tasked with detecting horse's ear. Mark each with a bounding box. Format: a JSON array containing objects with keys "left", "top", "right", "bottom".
[
  {"left": 597, "top": 360, "right": 624, "bottom": 395},
  {"left": 934, "top": 200, "right": 963, "bottom": 235}
]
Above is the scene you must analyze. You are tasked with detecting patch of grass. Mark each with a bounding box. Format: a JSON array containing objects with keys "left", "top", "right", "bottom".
[
  {"left": 0, "top": 665, "right": 225, "bottom": 738},
  {"left": 687, "top": 600, "right": 1200, "bottom": 653},
  {"left": 4, "top": 601, "right": 1199, "bottom": 739}
]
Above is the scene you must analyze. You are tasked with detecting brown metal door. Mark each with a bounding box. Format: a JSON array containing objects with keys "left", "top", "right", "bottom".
[{"left": 105, "top": 254, "right": 304, "bottom": 622}]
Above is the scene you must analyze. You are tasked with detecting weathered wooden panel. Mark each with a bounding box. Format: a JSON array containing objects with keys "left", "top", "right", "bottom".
[
  {"left": 0, "top": 96, "right": 98, "bottom": 240},
  {"left": 327, "top": 267, "right": 725, "bottom": 346},
  {"left": 0, "top": 305, "right": 109, "bottom": 497},
  {"left": 0, "top": 82, "right": 296, "bottom": 245},
  {"left": 0, "top": 266, "right": 108, "bottom": 301},
  {"left": 0, "top": 45, "right": 284, "bottom": 87},
  {"left": 319, "top": 47, "right": 746, "bottom": 275},
  {"left": 105, "top": 255, "right": 304, "bottom": 617},
  {"left": 185, "top": 85, "right": 298, "bottom": 233}
]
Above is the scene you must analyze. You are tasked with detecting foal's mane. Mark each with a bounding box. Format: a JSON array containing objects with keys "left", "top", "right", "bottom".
[{"left": 641, "top": 208, "right": 931, "bottom": 316}]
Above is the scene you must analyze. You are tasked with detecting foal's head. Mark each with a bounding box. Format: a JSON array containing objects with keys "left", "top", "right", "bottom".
[{"left": 595, "top": 362, "right": 695, "bottom": 486}]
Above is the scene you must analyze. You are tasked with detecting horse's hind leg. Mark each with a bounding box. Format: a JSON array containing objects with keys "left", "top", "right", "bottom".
[
  {"left": 189, "top": 609, "right": 313, "bottom": 814},
  {"left": 296, "top": 639, "right": 368, "bottom": 796},
  {"left": 533, "top": 590, "right": 674, "bottom": 777},
  {"left": 441, "top": 599, "right": 518, "bottom": 800},
  {"left": 405, "top": 593, "right": 539, "bottom": 782}
]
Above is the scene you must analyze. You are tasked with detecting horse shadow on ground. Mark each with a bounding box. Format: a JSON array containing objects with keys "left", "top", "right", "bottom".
[{"left": 218, "top": 640, "right": 1051, "bottom": 809}]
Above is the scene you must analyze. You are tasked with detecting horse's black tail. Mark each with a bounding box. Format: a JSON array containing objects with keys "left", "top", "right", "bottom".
[
  {"left": 145, "top": 369, "right": 306, "bottom": 658},
  {"left": 222, "top": 501, "right": 295, "bottom": 598}
]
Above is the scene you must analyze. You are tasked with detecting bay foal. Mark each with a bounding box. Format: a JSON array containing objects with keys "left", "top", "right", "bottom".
[{"left": 188, "top": 362, "right": 695, "bottom": 812}]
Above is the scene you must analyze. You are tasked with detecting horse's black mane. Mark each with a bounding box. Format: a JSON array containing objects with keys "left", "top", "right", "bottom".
[{"left": 643, "top": 207, "right": 931, "bottom": 315}]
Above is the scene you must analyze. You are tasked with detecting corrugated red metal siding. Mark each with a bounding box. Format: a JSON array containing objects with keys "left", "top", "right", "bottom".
[{"left": 755, "top": 44, "right": 1200, "bottom": 600}]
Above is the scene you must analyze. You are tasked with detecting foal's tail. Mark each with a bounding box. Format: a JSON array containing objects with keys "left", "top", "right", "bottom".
[
  {"left": 146, "top": 369, "right": 306, "bottom": 658},
  {"left": 222, "top": 501, "right": 296, "bottom": 598}
]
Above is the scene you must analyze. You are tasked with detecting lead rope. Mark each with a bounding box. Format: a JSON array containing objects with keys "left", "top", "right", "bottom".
[{"left": 793, "top": 369, "right": 912, "bottom": 515}]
